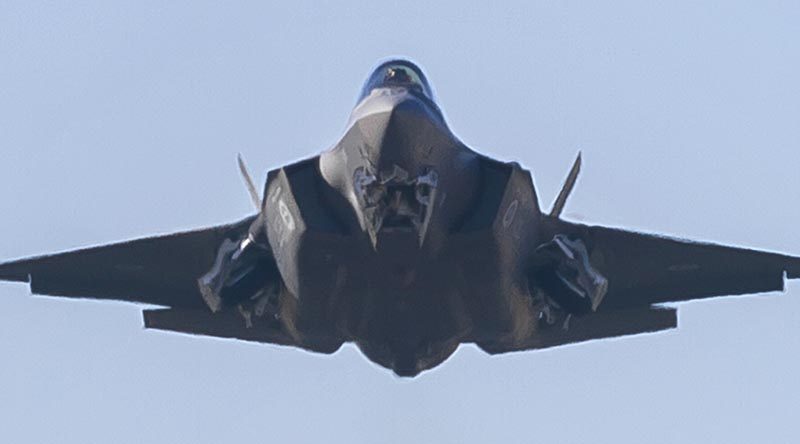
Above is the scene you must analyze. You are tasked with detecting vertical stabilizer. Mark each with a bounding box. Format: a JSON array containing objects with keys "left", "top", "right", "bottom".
[
  {"left": 549, "top": 152, "right": 582, "bottom": 218},
  {"left": 237, "top": 154, "right": 261, "bottom": 210}
]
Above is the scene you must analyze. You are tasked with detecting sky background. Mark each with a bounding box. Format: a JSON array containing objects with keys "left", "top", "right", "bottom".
[{"left": 1, "top": 1, "right": 799, "bottom": 443}]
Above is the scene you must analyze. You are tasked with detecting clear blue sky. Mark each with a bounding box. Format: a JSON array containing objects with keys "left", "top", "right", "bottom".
[{"left": 1, "top": 1, "right": 799, "bottom": 443}]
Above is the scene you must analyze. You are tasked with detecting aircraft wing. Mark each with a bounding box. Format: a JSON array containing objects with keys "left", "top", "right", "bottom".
[
  {"left": 485, "top": 217, "right": 800, "bottom": 355},
  {"left": 0, "top": 216, "right": 257, "bottom": 309},
  {"left": 542, "top": 215, "right": 800, "bottom": 310}
]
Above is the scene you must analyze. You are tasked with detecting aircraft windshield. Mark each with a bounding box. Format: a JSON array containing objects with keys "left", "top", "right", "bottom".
[{"left": 357, "top": 60, "right": 435, "bottom": 104}]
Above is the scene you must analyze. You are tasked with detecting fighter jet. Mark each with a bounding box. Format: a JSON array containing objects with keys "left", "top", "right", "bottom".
[{"left": 2, "top": 59, "right": 799, "bottom": 377}]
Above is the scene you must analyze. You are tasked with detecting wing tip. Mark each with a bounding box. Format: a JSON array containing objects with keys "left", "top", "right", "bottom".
[
  {"left": 785, "top": 264, "right": 800, "bottom": 280},
  {"left": 0, "top": 260, "right": 31, "bottom": 283}
]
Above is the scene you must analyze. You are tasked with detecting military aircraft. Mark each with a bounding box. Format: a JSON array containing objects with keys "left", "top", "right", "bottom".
[{"left": 1, "top": 59, "right": 799, "bottom": 377}]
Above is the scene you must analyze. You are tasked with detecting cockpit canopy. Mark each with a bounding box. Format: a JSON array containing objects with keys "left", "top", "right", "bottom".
[{"left": 357, "top": 59, "right": 436, "bottom": 104}]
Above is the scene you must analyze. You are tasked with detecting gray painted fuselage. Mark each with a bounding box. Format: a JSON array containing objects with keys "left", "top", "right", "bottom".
[{"left": 264, "top": 62, "right": 542, "bottom": 376}]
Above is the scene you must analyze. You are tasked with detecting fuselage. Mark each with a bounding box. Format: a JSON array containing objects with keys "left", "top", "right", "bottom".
[{"left": 261, "top": 60, "right": 544, "bottom": 376}]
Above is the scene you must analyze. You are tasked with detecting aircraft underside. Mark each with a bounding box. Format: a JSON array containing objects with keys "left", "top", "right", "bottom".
[{"left": 2, "top": 58, "right": 799, "bottom": 377}]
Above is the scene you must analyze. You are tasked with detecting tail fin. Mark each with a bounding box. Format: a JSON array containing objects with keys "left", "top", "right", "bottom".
[
  {"left": 549, "top": 151, "right": 582, "bottom": 218},
  {"left": 237, "top": 154, "right": 261, "bottom": 210}
]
